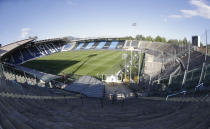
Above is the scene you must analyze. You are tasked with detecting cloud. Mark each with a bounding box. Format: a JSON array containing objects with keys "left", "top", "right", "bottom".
[
  {"left": 169, "top": 0, "right": 210, "bottom": 19},
  {"left": 21, "top": 28, "right": 30, "bottom": 38}
]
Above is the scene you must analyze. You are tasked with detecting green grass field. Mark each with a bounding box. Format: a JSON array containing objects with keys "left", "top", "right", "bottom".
[{"left": 22, "top": 50, "right": 125, "bottom": 76}]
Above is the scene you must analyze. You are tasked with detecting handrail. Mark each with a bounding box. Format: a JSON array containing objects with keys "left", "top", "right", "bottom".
[
  {"left": 0, "top": 92, "right": 79, "bottom": 100},
  {"left": 166, "top": 90, "right": 187, "bottom": 101},
  {"left": 195, "top": 83, "right": 204, "bottom": 92}
]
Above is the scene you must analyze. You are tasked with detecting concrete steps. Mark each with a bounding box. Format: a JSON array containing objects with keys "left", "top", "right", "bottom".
[
  {"left": 0, "top": 77, "right": 210, "bottom": 129},
  {"left": 0, "top": 96, "right": 209, "bottom": 129},
  {"left": 0, "top": 98, "right": 33, "bottom": 129}
]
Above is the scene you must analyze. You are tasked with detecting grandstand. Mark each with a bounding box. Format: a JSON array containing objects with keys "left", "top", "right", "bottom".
[
  {"left": 0, "top": 38, "right": 66, "bottom": 65},
  {"left": 0, "top": 37, "right": 208, "bottom": 91},
  {"left": 0, "top": 76, "right": 210, "bottom": 129},
  {"left": 0, "top": 36, "right": 210, "bottom": 129}
]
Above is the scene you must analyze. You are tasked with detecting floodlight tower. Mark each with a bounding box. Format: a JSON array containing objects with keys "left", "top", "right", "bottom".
[
  {"left": 130, "top": 22, "right": 136, "bottom": 83},
  {"left": 198, "top": 30, "right": 208, "bottom": 84},
  {"left": 129, "top": 46, "right": 134, "bottom": 82},
  {"left": 122, "top": 53, "right": 128, "bottom": 82},
  {"left": 137, "top": 50, "right": 141, "bottom": 84}
]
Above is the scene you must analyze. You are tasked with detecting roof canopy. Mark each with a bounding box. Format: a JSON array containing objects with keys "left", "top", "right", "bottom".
[
  {"left": 0, "top": 38, "right": 35, "bottom": 57},
  {"left": 0, "top": 37, "right": 67, "bottom": 60}
]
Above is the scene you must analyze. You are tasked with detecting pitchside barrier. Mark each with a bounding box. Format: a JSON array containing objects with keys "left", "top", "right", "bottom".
[{"left": 1, "top": 64, "right": 67, "bottom": 89}]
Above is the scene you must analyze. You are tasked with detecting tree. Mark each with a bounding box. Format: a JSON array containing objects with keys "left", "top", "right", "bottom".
[
  {"left": 154, "top": 35, "right": 163, "bottom": 42},
  {"left": 161, "top": 37, "right": 166, "bottom": 43},
  {"left": 145, "top": 36, "right": 153, "bottom": 41},
  {"left": 168, "top": 39, "right": 179, "bottom": 44},
  {"left": 183, "top": 37, "right": 187, "bottom": 44},
  {"left": 136, "top": 35, "right": 145, "bottom": 40},
  {"left": 122, "top": 36, "right": 134, "bottom": 40}
]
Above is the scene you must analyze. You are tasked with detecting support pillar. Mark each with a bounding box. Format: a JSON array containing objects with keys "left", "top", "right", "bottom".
[{"left": 198, "top": 62, "right": 206, "bottom": 85}]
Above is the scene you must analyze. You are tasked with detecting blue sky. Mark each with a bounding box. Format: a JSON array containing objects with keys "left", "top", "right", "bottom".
[{"left": 0, "top": 0, "right": 210, "bottom": 45}]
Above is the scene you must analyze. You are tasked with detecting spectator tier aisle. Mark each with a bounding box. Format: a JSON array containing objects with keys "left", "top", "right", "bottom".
[
  {"left": 96, "top": 41, "right": 106, "bottom": 49},
  {"left": 103, "top": 41, "right": 112, "bottom": 49},
  {"left": 80, "top": 43, "right": 89, "bottom": 50},
  {"left": 116, "top": 40, "right": 125, "bottom": 49},
  {"left": 90, "top": 42, "right": 99, "bottom": 49}
]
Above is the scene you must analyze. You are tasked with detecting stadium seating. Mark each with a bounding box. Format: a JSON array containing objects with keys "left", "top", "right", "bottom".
[
  {"left": 64, "top": 76, "right": 104, "bottom": 98},
  {"left": 102, "top": 41, "right": 112, "bottom": 49},
  {"left": 75, "top": 43, "right": 84, "bottom": 50},
  {"left": 12, "top": 51, "right": 23, "bottom": 64},
  {"left": 109, "top": 41, "right": 119, "bottom": 49},
  {"left": 125, "top": 40, "right": 132, "bottom": 48},
  {"left": 1, "top": 38, "right": 210, "bottom": 128},
  {"left": 62, "top": 43, "right": 72, "bottom": 51},
  {"left": 0, "top": 79, "right": 210, "bottom": 129},
  {"left": 4, "top": 42, "right": 65, "bottom": 65},
  {"left": 116, "top": 40, "right": 125, "bottom": 49},
  {"left": 131, "top": 40, "right": 139, "bottom": 48},
  {"left": 96, "top": 41, "right": 106, "bottom": 49},
  {"left": 21, "top": 48, "right": 34, "bottom": 62},
  {"left": 180, "top": 51, "right": 206, "bottom": 70},
  {"left": 90, "top": 42, "right": 99, "bottom": 49},
  {"left": 85, "top": 42, "right": 94, "bottom": 49},
  {"left": 80, "top": 42, "right": 89, "bottom": 49}
]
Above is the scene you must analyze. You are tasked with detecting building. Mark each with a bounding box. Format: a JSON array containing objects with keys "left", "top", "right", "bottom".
[{"left": 192, "top": 35, "right": 201, "bottom": 47}]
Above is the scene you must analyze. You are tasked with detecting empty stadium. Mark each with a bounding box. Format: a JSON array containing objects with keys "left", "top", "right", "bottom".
[{"left": 0, "top": 35, "right": 210, "bottom": 129}]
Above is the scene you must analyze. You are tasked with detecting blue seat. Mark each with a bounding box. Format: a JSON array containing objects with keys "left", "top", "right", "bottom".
[
  {"left": 109, "top": 41, "right": 119, "bottom": 49},
  {"left": 63, "top": 43, "right": 72, "bottom": 50},
  {"left": 96, "top": 41, "right": 106, "bottom": 49},
  {"left": 85, "top": 42, "right": 94, "bottom": 49},
  {"left": 13, "top": 51, "right": 22, "bottom": 64},
  {"left": 75, "top": 43, "right": 84, "bottom": 50},
  {"left": 30, "top": 47, "right": 42, "bottom": 57},
  {"left": 22, "top": 48, "right": 33, "bottom": 61}
]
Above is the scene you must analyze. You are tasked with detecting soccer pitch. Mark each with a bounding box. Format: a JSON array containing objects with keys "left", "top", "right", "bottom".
[{"left": 22, "top": 50, "right": 125, "bottom": 76}]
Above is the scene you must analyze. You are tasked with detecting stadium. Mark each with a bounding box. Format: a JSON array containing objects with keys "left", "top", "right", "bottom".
[{"left": 0, "top": 35, "right": 210, "bottom": 129}]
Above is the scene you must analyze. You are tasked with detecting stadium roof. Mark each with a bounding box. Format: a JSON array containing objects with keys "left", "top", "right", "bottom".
[
  {"left": 33, "top": 37, "right": 67, "bottom": 44},
  {"left": 0, "top": 38, "right": 36, "bottom": 57},
  {"left": 0, "top": 37, "right": 68, "bottom": 60}
]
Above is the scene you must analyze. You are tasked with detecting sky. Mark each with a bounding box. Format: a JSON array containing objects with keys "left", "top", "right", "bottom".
[{"left": 0, "top": 0, "right": 210, "bottom": 45}]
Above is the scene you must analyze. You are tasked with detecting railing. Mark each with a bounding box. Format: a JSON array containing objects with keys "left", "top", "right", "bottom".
[
  {"left": 195, "top": 83, "right": 204, "bottom": 92},
  {"left": 166, "top": 90, "right": 187, "bottom": 101},
  {"left": 0, "top": 92, "right": 79, "bottom": 100}
]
